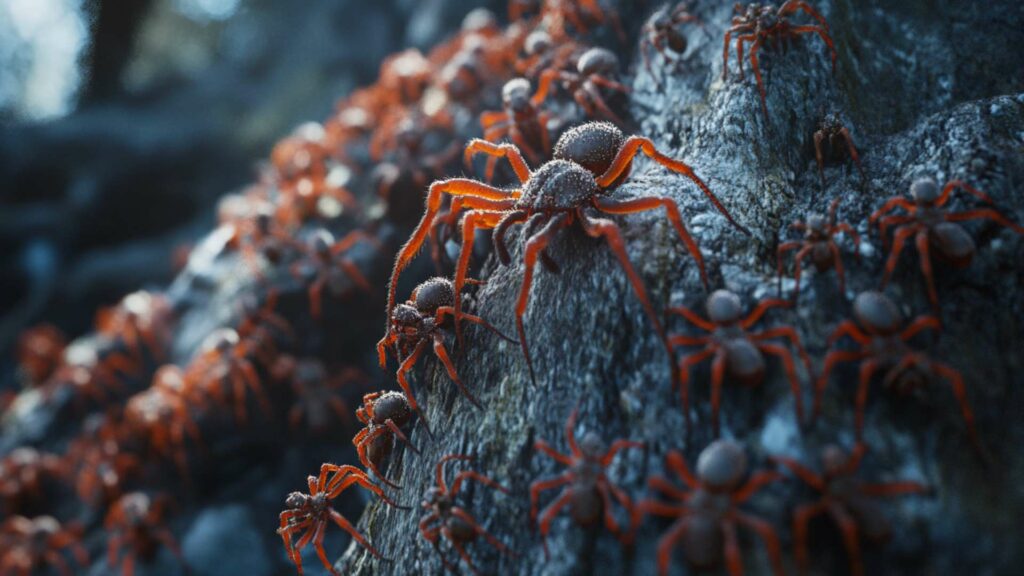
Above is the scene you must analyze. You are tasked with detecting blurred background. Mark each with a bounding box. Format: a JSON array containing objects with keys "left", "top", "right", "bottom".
[{"left": 0, "top": 0, "right": 500, "bottom": 386}]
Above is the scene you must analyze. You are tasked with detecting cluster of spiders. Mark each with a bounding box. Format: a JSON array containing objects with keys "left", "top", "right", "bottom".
[{"left": 1, "top": 1, "right": 1020, "bottom": 575}]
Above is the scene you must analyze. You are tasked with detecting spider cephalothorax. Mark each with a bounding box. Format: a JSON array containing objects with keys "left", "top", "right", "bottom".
[{"left": 387, "top": 121, "right": 747, "bottom": 386}]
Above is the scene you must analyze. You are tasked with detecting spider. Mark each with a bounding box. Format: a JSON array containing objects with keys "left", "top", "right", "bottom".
[
  {"left": 668, "top": 289, "right": 811, "bottom": 434},
  {"left": 353, "top": 391, "right": 418, "bottom": 489},
  {"left": 124, "top": 366, "right": 202, "bottom": 478},
  {"left": 420, "top": 454, "right": 513, "bottom": 574},
  {"left": 105, "top": 492, "right": 186, "bottom": 576},
  {"left": 0, "top": 448, "right": 65, "bottom": 516},
  {"left": 185, "top": 328, "right": 273, "bottom": 425},
  {"left": 386, "top": 122, "right": 746, "bottom": 385},
  {"left": 0, "top": 516, "right": 88, "bottom": 576},
  {"left": 641, "top": 2, "right": 706, "bottom": 84},
  {"left": 94, "top": 291, "right": 174, "bottom": 369},
  {"left": 870, "top": 177, "right": 1024, "bottom": 307},
  {"left": 377, "top": 48, "right": 433, "bottom": 107},
  {"left": 542, "top": 0, "right": 626, "bottom": 43},
  {"left": 376, "top": 277, "right": 512, "bottom": 423},
  {"left": 640, "top": 440, "right": 783, "bottom": 576},
  {"left": 271, "top": 125, "right": 329, "bottom": 186},
  {"left": 776, "top": 198, "right": 860, "bottom": 301},
  {"left": 475, "top": 78, "right": 552, "bottom": 180},
  {"left": 815, "top": 291, "right": 981, "bottom": 448},
  {"left": 274, "top": 356, "right": 366, "bottom": 433},
  {"left": 814, "top": 113, "right": 864, "bottom": 185},
  {"left": 15, "top": 324, "right": 66, "bottom": 386},
  {"left": 514, "top": 29, "right": 583, "bottom": 83},
  {"left": 290, "top": 229, "right": 377, "bottom": 320},
  {"left": 722, "top": 1, "right": 837, "bottom": 117},
  {"left": 535, "top": 47, "right": 631, "bottom": 125},
  {"left": 529, "top": 407, "right": 642, "bottom": 555},
  {"left": 278, "top": 464, "right": 401, "bottom": 575},
  {"left": 772, "top": 443, "right": 929, "bottom": 576}
]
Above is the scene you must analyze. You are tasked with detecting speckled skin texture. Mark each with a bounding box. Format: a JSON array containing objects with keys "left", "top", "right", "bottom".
[{"left": 342, "top": 1, "right": 1024, "bottom": 575}]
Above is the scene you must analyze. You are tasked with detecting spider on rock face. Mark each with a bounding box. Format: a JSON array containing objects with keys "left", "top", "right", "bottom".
[
  {"left": 386, "top": 121, "right": 748, "bottom": 386},
  {"left": 776, "top": 198, "right": 861, "bottom": 301},
  {"left": 723, "top": 1, "right": 837, "bottom": 117},
  {"left": 814, "top": 113, "right": 864, "bottom": 185},
  {"left": 641, "top": 2, "right": 706, "bottom": 85},
  {"left": 352, "top": 391, "right": 418, "bottom": 489},
  {"left": 535, "top": 47, "right": 631, "bottom": 125}
]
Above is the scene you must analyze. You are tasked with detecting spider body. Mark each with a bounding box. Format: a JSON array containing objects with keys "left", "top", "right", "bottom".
[
  {"left": 776, "top": 198, "right": 860, "bottom": 300},
  {"left": 290, "top": 229, "right": 376, "bottom": 320},
  {"left": 814, "top": 113, "right": 864, "bottom": 184}
]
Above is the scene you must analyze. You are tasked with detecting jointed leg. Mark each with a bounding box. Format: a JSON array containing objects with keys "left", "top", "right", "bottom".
[
  {"left": 735, "top": 511, "right": 785, "bottom": 576},
  {"left": 881, "top": 225, "right": 917, "bottom": 287},
  {"left": 656, "top": 520, "right": 689, "bottom": 576},
  {"left": 855, "top": 359, "right": 880, "bottom": 439},
  {"left": 793, "top": 500, "right": 827, "bottom": 571},
  {"left": 758, "top": 341, "right": 805, "bottom": 423},
  {"left": 537, "top": 490, "right": 574, "bottom": 557},
  {"left": 530, "top": 474, "right": 571, "bottom": 521},
  {"left": 827, "top": 502, "right": 864, "bottom": 576},
  {"left": 515, "top": 214, "right": 567, "bottom": 386},
  {"left": 710, "top": 347, "right": 728, "bottom": 435},
  {"left": 914, "top": 229, "right": 939, "bottom": 306},
  {"left": 330, "top": 509, "right": 383, "bottom": 558},
  {"left": 815, "top": 349, "right": 866, "bottom": 416},
  {"left": 462, "top": 139, "right": 532, "bottom": 183},
  {"left": 947, "top": 209, "right": 1024, "bottom": 234}
]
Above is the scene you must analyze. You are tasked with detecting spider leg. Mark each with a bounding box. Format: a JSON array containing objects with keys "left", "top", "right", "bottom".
[
  {"left": 530, "top": 473, "right": 572, "bottom": 521},
  {"left": 815, "top": 349, "right": 867, "bottom": 417},
  {"left": 596, "top": 136, "right": 749, "bottom": 235},
  {"left": 453, "top": 210, "right": 503, "bottom": 346},
  {"left": 757, "top": 341, "right": 805, "bottom": 423},
  {"left": 710, "top": 346, "right": 728, "bottom": 435},
  {"left": 735, "top": 511, "right": 785, "bottom": 576},
  {"left": 453, "top": 506, "right": 512, "bottom": 555},
  {"left": 312, "top": 524, "right": 339, "bottom": 576},
  {"left": 535, "top": 438, "right": 572, "bottom": 466},
  {"left": 450, "top": 470, "right": 508, "bottom": 496},
  {"left": 770, "top": 456, "right": 825, "bottom": 490},
  {"left": 880, "top": 225, "right": 918, "bottom": 288},
  {"left": 930, "top": 361, "right": 984, "bottom": 456},
  {"left": 582, "top": 81, "right": 626, "bottom": 125},
  {"left": 869, "top": 197, "right": 914, "bottom": 225},
  {"left": 537, "top": 490, "right": 574, "bottom": 559},
  {"left": 462, "top": 139, "right": 532, "bottom": 183},
  {"left": 594, "top": 196, "right": 709, "bottom": 289},
  {"left": 493, "top": 210, "right": 528, "bottom": 266},
  {"left": 329, "top": 509, "right": 383, "bottom": 559},
  {"left": 814, "top": 130, "right": 826, "bottom": 185},
  {"left": 946, "top": 208, "right": 1024, "bottom": 234},
  {"left": 793, "top": 500, "right": 829, "bottom": 572},
  {"left": 656, "top": 518, "right": 689, "bottom": 576},
  {"left": 676, "top": 347, "right": 716, "bottom": 433},
  {"left": 791, "top": 244, "right": 815, "bottom": 301},
  {"left": 790, "top": 25, "right": 837, "bottom": 71},
  {"left": 395, "top": 339, "right": 429, "bottom": 422},
  {"left": 937, "top": 180, "right": 994, "bottom": 206},
  {"left": 516, "top": 214, "right": 567, "bottom": 387},
  {"left": 838, "top": 127, "right": 864, "bottom": 179},
  {"left": 825, "top": 502, "right": 864, "bottom": 576},
  {"left": 859, "top": 481, "right": 929, "bottom": 497},
  {"left": 914, "top": 228, "right": 940, "bottom": 307},
  {"left": 855, "top": 359, "right": 880, "bottom": 440},
  {"left": 667, "top": 305, "right": 716, "bottom": 331},
  {"left": 723, "top": 519, "right": 744, "bottom": 576},
  {"left": 602, "top": 439, "right": 643, "bottom": 465}
]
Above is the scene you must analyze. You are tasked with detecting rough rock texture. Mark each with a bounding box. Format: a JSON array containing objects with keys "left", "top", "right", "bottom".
[{"left": 343, "top": 1, "right": 1024, "bottom": 575}]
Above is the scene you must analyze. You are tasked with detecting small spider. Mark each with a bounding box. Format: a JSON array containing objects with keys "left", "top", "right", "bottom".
[
  {"left": 387, "top": 122, "right": 746, "bottom": 385},
  {"left": 771, "top": 443, "right": 929, "bottom": 576},
  {"left": 352, "top": 391, "right": 418, "bottom": 489},
  {"left": 870, "top": 177, "right": 1024, "bottom": 307},
  {"left": 94, "top": 291, "right": 174, "bottom": 369},
  {"left": 536, "top": 47, "right": 631, "bottom": 125},
  {"left": 273, "top": 356, "right": 366, "bottom": 433},
  {"left": 542, "top": 0, "right": 625, "bottom": 42},
  {"left": 529, "top": 407, "right": 642, "bottom": 555},
  {"left": 271, "top": 125, "right": 329, "bottom": 186},
  {"left": 105, "top": 492, "right": 187, "bottom": 576},
  {"left": 723, "top": 1, "right": 837, "bottom": 117},
  {"left": 0, "top": 448, "right": 65, "bottom": 516},
  {"left": 377, "top": 49, "right": 433, "bottom": 107},
  {"left": 66, "top": 415, "right": 142, "bottom": 508},
  {"left": 0, "top": 516, "right": 88, "bottom": 576},
  {"left": 640, "top": 440, "right": 784, "bottom": 576},
  {"left": 514, "top": 29, "right": 583, "bottom": 82},
  {"left": 124, "top": 365, "right": 202, "bottom": 478},
  {"left": 776, "top": 198, "right": 860, "bottom": 301},
  {"left": 814, "top": 113, "right": 864, "bottom": 185},
  {"left": 641, "top": 2, "right": 706, "bottom": 83},
  {"left": 290, "top": 229, "right": 377, "bottom": 320},
  {"left": 15, "top": 324, "right": 66, "bottom": 386},
  {"left": 475, "top": 78, "right": 552, "bottom": 180},
  {"left": 815, "top": 291, "right": 980, "bottom": 448},
  {"left": 278, "top": 464, "right": 401, "bottom": 575},
  {"left": 185, "top": 328, "right": 273, "bottom": 425},
  {"left": 420, "top": 454, "right": 513, "bottom": 574},
  {"left": 668, "top": 289, "right": 811, "bottom": 434},
  {"left": 376, "top": 278, "right": 512, "bottom": 423}
]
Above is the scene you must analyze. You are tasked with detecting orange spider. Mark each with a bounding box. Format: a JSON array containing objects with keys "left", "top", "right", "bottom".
[
  {"left": 0, "top": 448, "right": 65, "bottom": 515},
  {"left": 105, "top": 492, "right": 187, "bottom": 576},
  {"left": 0, "top": 516, "right": 88, "bottom": 576}
]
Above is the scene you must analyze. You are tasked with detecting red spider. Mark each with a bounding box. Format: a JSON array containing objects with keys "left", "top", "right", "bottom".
[
  {"left": 776, "top": 198, "right": 860, "bottom": 301},
  {"left": 271, "top": 125, "right": 329, "bottom": 186},
  {"left": 722, "top": 1, "right": 836, "bottom": 117},
  {"left": 352, "top": 391, "right": 418, "bottom": 489},
  {"left": 124, "top": 366, "right": 202, "bottom": 478},
  {"left": 0, "top": 448, "right": 65, "bottom": 516},
  {"left": 94, "top": 291, "right": 174, "bottom": 368},
  {"left": 541, "top": 0, "right": 625, "bottom": 42},
  {"left": 15, "top": 324, "right": 66, "bottom": 386},
  {"left": 475, "top": 78, "right": 552, "bottom": 180},
  {"left": 0, "top": 516, "right": 88, "bottom": 576},
  {"left": 274, "top": 356, "right": 366, "bottom": 433},
  {"left": 386, "top": 122, "right": 746, "bottom": 385},
  {"left": 641, "top": 2, "right": 705, "bottom": 83},
  {"left": 68, "top": 416, "right": 142, "bottom": 507},
  {"left": 105, "top": 492, "right": 186, "bottom": 576},
  {"left": 514, "top": 29, "right": 583, "bottom": 82},
  {"left": 814, "top": 113, "right": 864, "bottom": 185},
  {"left": 185, "top": 328, "right": 273, "bottom": 425},
  {"left": 235, "top": 290, "right": 294, "bottom": 366},
  {"left": 771, "top": 443, "right": 929, "bottom": 576},
  {"left": 815, "top": 291, "right": 981, "bottom": 449},
  {"left": 529, "top": 407, "right": 642, "bottom": 555},
  {"left": 535, "top": 47, "right": 631, "bottom": 125},
  {"left": 290, "top": 229, "right": 378, "bottom": 320},
  {"left": 870, "top": 177, "right": 1024, "bottom": 307},
  {"left": 668, "top": 289, "right": 811, "bottom": 434},
  {"left": 640, "top": 440, "right": 783, "bottom": 576},
  {"left": 377, "top": 48, "right": 433, "bottom": 107},
  {"left": 278, "top": 464, "right": 400, "bottom": 575},
  {"left": 420, "top": 454, "right": 513, "bottom": 574},
  {"left": 508, "top": 0, "right": 540, "bottom": 22},
  {"left": 376, "top": 278, "right": 511, "bottom": 423}
]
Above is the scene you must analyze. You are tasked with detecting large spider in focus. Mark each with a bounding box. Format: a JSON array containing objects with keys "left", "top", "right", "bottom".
[
  {"left": 529, "top": 407, "right": 642, "bottom": 555},
  {"left": 105, "top": 492, "right": 186, "bottom": 576},
  {"left": 776, "top": 198, "right": 860, "bottom": 301},
  {"left": 814, "top": 113, "right": 864, "bottom": 185},
  {"left": 668, "top": 289, "right": 811, "bottom": 434},
  {"left": 722, "top": 1, "right": 837, "bottom": 117},
  {"left": 815, "top": 291, "right": 981, "bottom": 449},
  {"left": 278, "top": 464, "right": 401, "bottom": 575},
  {"left": 353, "top": 391, "right": 418, "bottom": 489},
  {"left": 291, "top": 229, "right": 377, "bottom": 320},
  {"left": 420, "top": 454, "right": 513, "bottom": 575},
  {"left": 387, "top": 122, "right": 747, "bottom": 385},
  {"left": 377, "top": 278, "right": 512, "bottom": 424},
  {"left": 475, "top": 78, "right": 552, "bottom": 180},
  {"left": 536, "top": 47, "right": 631, "bottom": 125},
  {"left": 640, "top": 440, "right": 783, "bottom": 576},
  {"left": 870, "top": 177, "right": 1024, "bottom": 307},
  {"left": 0, "top": 516, "right": 88, "bottom": 576},
  {"left": 772, "top": 443, "right": 929, "bottom": 576}
]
